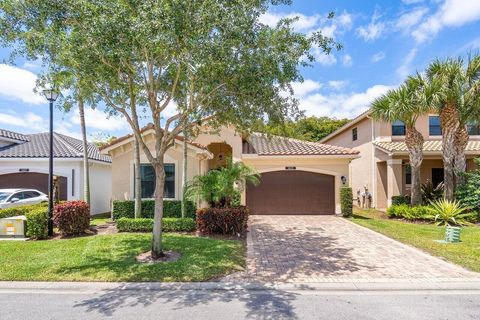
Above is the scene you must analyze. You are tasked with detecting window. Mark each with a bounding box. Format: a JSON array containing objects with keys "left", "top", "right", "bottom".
[
  {"left": 139, "top": 164, "right": 175, "bottom": 199},
  {"left": 392, "top": 120, "right": 406, "bottom": 136},
  {"left": 467, "top": 122, "right": 480, "bottom": 135},
  {"left": 22, "top": 191, "right": 39, "bottom": 199},
  {"left": 352, "top": 127, "right": 358, "bottom": 141},
  {"left": 432, "top": 168, "right": 444, "bottom": 187},
  {"left": 429, "top": 116, "right": 442, "bottom": 136},
  {"left": 405, "top": 165, "right": 412, "bottom": 185}
]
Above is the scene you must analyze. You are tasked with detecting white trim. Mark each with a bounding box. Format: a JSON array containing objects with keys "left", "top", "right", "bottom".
[
  {"left": 0, "top": 157, "right": 110, "bottom": 165},
  {"left": 387, "top": 159, "right": 403, "bottom": 165}
]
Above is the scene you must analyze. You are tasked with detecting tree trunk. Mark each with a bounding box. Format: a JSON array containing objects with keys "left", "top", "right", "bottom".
[
  {"left": 405, "top": 126, "right": 424, "bottom": 206},
  {"left": 152, "top": 161, "right": 165, "bottom": 259},
  {"left": 134, "top": 134, "right": 142, "bottom": 218},
  {"left": 78, "top": 99, "right": 90, "bottom": 205},
  {"left": 181, "top": 128, "right": 188, "bottom": 218},
  {"left": 454, "top": 124, "right": 468, "bottom": 186},
  {"left": 440, "top": 104, "right": 460, "bottom": 201}
]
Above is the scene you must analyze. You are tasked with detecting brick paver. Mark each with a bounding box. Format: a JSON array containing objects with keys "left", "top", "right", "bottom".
[{"left": 240, "top": 215, "right": 478, "bottom": 283}]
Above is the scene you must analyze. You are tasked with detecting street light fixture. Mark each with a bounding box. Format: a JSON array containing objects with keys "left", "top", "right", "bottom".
[{"left": 42, "top": 88, "right": 60, "bottom": 237}]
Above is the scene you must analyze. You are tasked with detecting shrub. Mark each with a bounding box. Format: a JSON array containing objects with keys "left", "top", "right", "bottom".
[
  {"left": 340, "top": 187, "right": 353, "bottom": 217},
  {"left": 456, "top": 162, "right": 480, "bottom": 220},
  {"left": 426, "top": 199, "right": 475, "bottom": 226},
  {"left": 116, "top": 217, "right": 196, "bottom": 232},
  {"left": 0, "top": 202, "right": 47, "bottom": 219},
  {"left": 25, "top": 207, "right": 48, "bottom": 239},
  {"left": 387, "top": 204, "right": 431, "bottom": 221},
  {"left": 421, "top": 181, "right": 444, "bottom": 203},
  {"left": 0, "top": 203, "right": 49, "bottom": 239},
  {"left": 53, "top": 201, "right": 90, "bottom": 235},
  {"left": 196, "top": 206, "right": 248, "bottom": 235},
  {"left": 112, "top": 199, "right": 196, "bottom": 220},
  {"left": 391, "top": 195, "right": 410, "bottom": 205}
]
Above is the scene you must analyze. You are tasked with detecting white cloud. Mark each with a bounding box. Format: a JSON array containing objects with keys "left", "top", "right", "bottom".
[
  {"left": 0, "top": 64, "right": 43, "bottom": 105},
  {"left": 395, "top": 7, "right": 429, "bottom": 31},
  {"left": 412, "top": 0, "right": 480, "bottom": 43},
  {"left": 291, "top": 80, "right": 322, "bottom": 97},
  {"left": 396, "top": 48, "right": 418, "bottom": 79},
  {"left": 328, "top": 80, "right": 348, "bottom": 90},
  {"left": 259, "top": 12, "right": 321, "bottom": 32},
  {"left": 342, "top": 54, "right": 353, "bottom": 67},
  {"left": 402, "top": 0, "right": 425, "bottom": 4},
  {"left": 297, "top": 84, "right": 393, "bottom": 119},
  {"left": 315, "top": 52, "right": 337, "bottom": 66},
  {"left": 356, "top": 9, "right": 385, "bottom": 42},
  {"left": 371, "top": 51, "right": 386, "bottom": 62},
  {"left": 0, "top": 111, "right": 46, "bottom": 131},
  {"left": 70, "top": 107, "right": 126, "bottom": 131}
]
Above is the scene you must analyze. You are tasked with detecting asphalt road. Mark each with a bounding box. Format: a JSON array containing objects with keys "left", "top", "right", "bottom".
[{"left": 1, "top": 286, "right": 480, "bottom": 320}]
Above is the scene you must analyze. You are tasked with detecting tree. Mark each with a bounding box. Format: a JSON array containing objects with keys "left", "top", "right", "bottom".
[
  {"left": 371, "top": 75, "right": 437, "bottom": 205},
  {"left": 181, "top": 126, "right": 188, "bottom": 218},
  {"left": 78, "top": 99, "right": 90, "bottom": 205},
  {"left": 255, "top": 116, "right": 349, "bottom": 142},
  {"left": 133, "top": 133, "right": 142, "bottom": 219},
  {"left": 0, "top": 1, "right": 339, "bottom": 258},
  {"left": 426, "top": 56, "right": 480, "bottom": 199}
]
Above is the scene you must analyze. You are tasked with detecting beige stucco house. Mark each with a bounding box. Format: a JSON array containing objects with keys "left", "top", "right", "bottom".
[
  {"left": 101, "top": 125, "right": 359, "bottom": 215},
  {"left": 320, "top": 110, "right": 480, "bottom": 209}
]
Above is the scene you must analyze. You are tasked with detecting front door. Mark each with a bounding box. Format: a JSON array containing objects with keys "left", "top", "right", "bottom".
[{"left": 432, "top": 168, "right": 444, "bottom": 187}]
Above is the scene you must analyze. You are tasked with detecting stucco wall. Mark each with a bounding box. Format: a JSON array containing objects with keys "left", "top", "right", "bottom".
[
  {"left": 194, "top": 126, "right": 243, "bottom": 161},
  {"left": 323, "top": 117, "right": 375, "bottom": 204},
  {"left": 242, "top": 156, "right": 351, "bottom": 214},
  {"left": 89, "top": 162, "right": 112, "bottom": 214},
  {"left": 109, "top": 136, "right": 201, "bottom": 201}
]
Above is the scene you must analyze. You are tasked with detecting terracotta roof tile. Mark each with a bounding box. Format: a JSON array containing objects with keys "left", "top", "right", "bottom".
[
  {"left": 246, "top": 132, "right": 359, "bottom": 156},
  {"left": 374, "top": 140, "right": 480, "bottom": 153}
]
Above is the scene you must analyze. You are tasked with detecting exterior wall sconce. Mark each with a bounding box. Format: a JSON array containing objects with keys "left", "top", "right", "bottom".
[{"left": 341, "top": 176, "right": 347, "bottom": 185}]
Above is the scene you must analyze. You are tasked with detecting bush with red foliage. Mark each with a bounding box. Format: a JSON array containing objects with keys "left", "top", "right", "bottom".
[
  {"left": 53, "top": 201, "right": 90, "bottom": 235},
  {"left": 196, "top": 206, "right": 248, "bottom": 235}
]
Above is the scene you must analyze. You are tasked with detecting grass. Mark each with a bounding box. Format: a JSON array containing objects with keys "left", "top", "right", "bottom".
[
  {"left": 0, "top": 233, "right": 245, "bottom": 282},
  {"left": 350, "top": 207, "right": 480, "bottom": 273},
  {"left": 90, "top": 217, "right": 111, "bottom": 227}
]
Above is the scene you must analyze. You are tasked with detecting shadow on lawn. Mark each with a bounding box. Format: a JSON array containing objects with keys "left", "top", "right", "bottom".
[{"left": 74, "top": 283, "right": 298, "bottom": 319}]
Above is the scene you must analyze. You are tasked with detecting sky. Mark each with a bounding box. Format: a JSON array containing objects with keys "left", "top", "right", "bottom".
[{"left": 0, "top": 0, "right": 480, "bottom": 141}]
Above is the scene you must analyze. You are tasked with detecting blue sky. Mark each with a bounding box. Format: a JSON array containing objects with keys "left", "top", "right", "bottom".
[{"left": 1, "top": 0, "right": 480, "bottom": 141}]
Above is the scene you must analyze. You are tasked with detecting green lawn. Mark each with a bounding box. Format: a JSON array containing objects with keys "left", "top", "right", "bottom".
[
  {"left": 350, "top": 207, "right": 480, "bottom": 273},
  {"left": 90, "top": 217, "right": 112, "bottom": 227},
  {"left": 0, "top": 233, "right": 245, "bottom": 282}
]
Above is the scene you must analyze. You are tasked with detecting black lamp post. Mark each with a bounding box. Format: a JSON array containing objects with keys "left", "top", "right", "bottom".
[{"left": 42, "top": 88, "right": 59, "bottom": 237}]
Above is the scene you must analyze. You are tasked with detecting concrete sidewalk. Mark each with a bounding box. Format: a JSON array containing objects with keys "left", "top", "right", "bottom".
[{"left": 2, "top": 279, "right": 480, "bottom": 293}]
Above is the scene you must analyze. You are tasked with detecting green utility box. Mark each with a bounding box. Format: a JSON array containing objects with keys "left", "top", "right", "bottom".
[
  {"left": 445, "top": 225, "right": 461, "bottom": 243},
  {"left": 0, "top": 215, "right": 27, "bottom": 238}
]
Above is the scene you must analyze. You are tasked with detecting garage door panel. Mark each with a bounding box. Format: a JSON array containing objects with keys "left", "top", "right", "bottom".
[
  {"left": 0, "top": 172, "right": 68, "bottom": 200},
  {"left": 246, "top": 170, "right": 335, "bottom": 215}
]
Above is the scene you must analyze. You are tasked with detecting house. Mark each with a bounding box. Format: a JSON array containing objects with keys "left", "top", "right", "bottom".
[
  {"left": 0, "top": 129, "right": 112, "bottom": 214},
  {"left": 320, "top": 111, "right": 480, "bottom": 209},
  {"left": 100, "top": 125, "right": 359, "bottom": 215}
]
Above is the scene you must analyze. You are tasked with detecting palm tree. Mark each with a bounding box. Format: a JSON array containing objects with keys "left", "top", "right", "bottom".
[
  {"left": 371, "top": 75, "right": 435, "bottom": 205},
  {"left": 78, "top": 99, "right": 90, "bottom": 206},
  {"left": 181, "top": 126, "right": 188, "bottom": 218},
  {"left": 185, "top": 159, "right": 260, "bottom": 208},
  {"left": 427, "top": 55, "right": 480, "bottom": 196}
]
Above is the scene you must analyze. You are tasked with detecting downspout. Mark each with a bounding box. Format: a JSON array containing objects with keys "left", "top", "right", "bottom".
[{"left": 367, "top": 115, "right": 376, "bottom": 208}]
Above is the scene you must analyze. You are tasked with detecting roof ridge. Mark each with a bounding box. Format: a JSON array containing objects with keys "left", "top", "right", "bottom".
[
  {"left": 53, "top": 132, "right": 83, "bottom": 157},
  {"left": 252, "top": 131, "right": 356, "bottom": 151}
]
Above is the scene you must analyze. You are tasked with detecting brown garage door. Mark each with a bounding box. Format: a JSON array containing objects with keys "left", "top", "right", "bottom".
[
  {"left": 0, "top": 172, "right": 68, "bottom": 200},
  {"left": 246, "top": 170, "right": 335, "bottom": 215}
]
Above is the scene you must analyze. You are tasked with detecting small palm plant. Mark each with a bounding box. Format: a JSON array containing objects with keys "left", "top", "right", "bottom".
[
  {"left": 185, "top": 158, "right": 260, "bottom": 208},
  {"left": 427, "top": 199, "right": 474, "bottom": 226}
]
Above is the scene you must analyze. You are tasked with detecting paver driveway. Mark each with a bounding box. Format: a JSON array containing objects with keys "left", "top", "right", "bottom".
[{"left": 244, "top": 215, "right": 478, "bottom": 283}]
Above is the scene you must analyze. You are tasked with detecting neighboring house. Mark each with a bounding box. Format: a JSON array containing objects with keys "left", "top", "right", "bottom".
[
  {"left": 0, "top": 129, "right": 112, "bottom": 214},
  {"left": 100, "top": 125, "right": 359, "bottom": 215},
  {"left": 320, "top": 111, "right": 480, "bottom": 209}
]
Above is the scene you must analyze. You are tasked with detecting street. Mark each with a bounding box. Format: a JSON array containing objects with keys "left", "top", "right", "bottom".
[{"left": 1, "top": 282, "right": 479, "bottom": 320}]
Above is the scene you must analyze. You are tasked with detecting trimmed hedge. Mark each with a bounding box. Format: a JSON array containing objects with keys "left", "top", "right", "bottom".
[
  {"left": 340, "top": 187, "right": 353, "bottom": 217},
  {"left": 0, "top": 203, "right": 48, "bottom": 239},
  {"left": 196, "top": 207, "right": 248, "bottom": 235},
  {"left": 53, "top": 201, "right": 90, "bottom": 235},
  {"left": 112, "top": 200, "right": 196, "bottom": 220},
  {"left": 116, "top": 217, "right": 196, "bottom": 232},
  {"left": 387, "top": 204, "right": 431, "bottom": 221},
  {"left": 391, "top": 195, "right": 410, "bottom": 205}
]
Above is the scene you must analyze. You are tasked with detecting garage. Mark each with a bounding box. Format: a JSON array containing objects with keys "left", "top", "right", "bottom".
[
  {"left": 246, "top": 170, "right": 335, "bottom": 215},
  {"left": 0, "top": 172, "right": 68, "bottom": 200}
]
